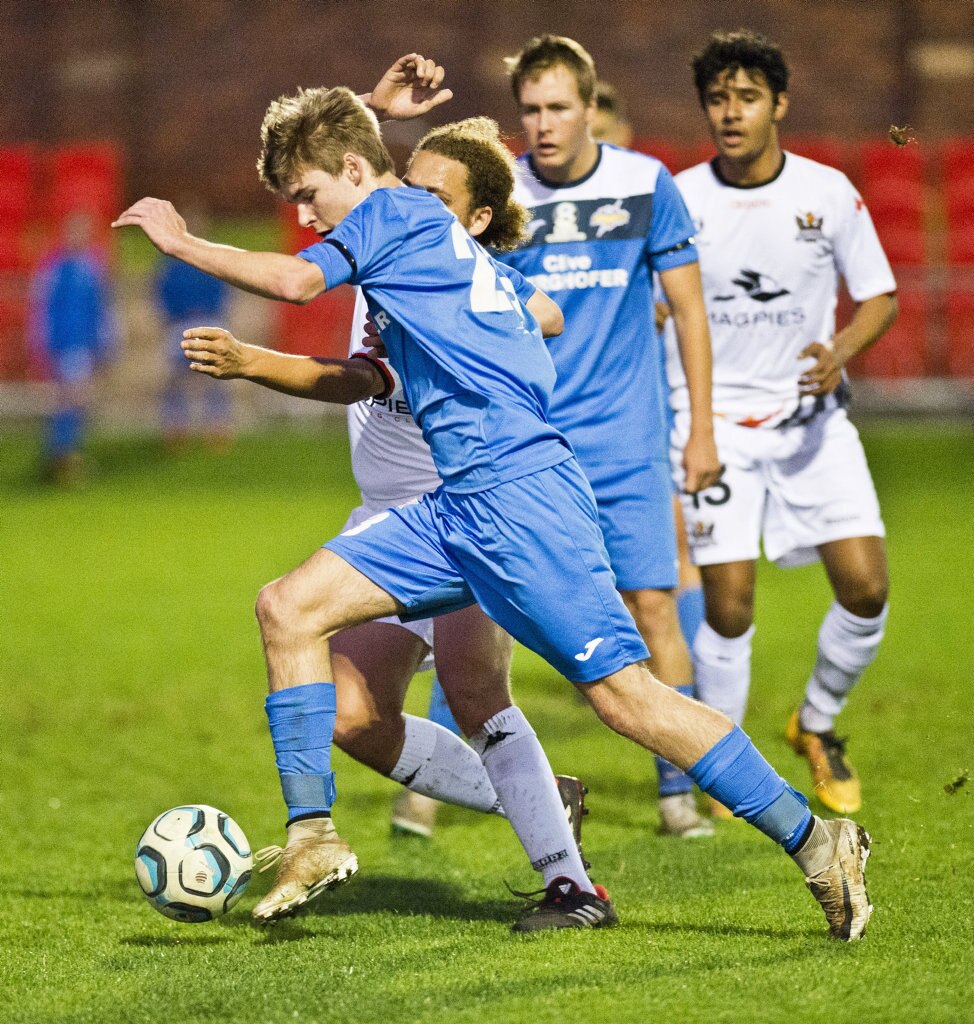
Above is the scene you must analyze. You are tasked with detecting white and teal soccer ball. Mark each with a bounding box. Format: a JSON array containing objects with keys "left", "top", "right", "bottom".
[{"left": 135, "top": 804, "right": 253, "bottom": 922}]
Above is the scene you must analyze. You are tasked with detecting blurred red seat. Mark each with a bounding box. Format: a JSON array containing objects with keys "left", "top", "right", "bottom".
[
  {"left": 943, "top": 139, "right": 974, "bottom": 267},
  {"left": 277, "top": 212, "right": 356, "bottom": 359},
  {"left": 854, "top": 285, "right": 929, "bottom": 378},
  {"left": 0, "top": 146, "right": 35, "bottom": 233},
  {"left": 945, "top": 287, "right": 974, "bottom": 378},
  {"left": 630, "top": 138, "right": 681, "bottom": 174},
  {"left": 781, "top": 136, "right": 847, "bottom": 172}
]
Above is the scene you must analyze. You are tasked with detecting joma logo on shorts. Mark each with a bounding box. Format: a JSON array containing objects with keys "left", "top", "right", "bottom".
[{"left": 575, "top": 638, "right": 605, "bottom": 662}]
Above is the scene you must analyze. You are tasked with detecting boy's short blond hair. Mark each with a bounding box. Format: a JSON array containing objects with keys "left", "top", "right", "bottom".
[{"left": 258, "top": 86, "right": 394, "bottom": 191}]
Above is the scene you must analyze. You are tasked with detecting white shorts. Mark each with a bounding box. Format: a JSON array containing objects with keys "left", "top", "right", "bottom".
[
  {"left": 670, "top": 408, "right": 885, "bottom": 568},
  {"left": 340, "top": 501, "right": 434, "bottom": 670}
]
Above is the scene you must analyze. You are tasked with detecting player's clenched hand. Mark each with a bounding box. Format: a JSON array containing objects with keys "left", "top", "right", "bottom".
[
  {"left": 360, "top": 314, "right": 388, "bottom": 358},
  {"left": 111, "top": 198, "right": 188, "bottom": 255},
  {"left": 181, "top": 327, "right": 249, "bottom": 379},
  {"left": 798, "top": 341, "right": 842, "bottom": 395},
  {"left": 366, "top": 53, "right": 453, "bottom": 121},
  {"left": 682, "top": 429, "right": 723, "bottom": 494}
]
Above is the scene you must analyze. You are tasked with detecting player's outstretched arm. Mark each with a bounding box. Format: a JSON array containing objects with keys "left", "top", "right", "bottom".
[
  {"left": 363, "top": 53, "right": 453, "bottom": 121},
  {"left": 526, "top": 289, "right": 564, "bottom": 338},
  {"left": 659, "top": 262, "right": 722, "bottom": 494},
  {"left": 112, "top": 199, "right": 326, "bottom": 304},
  {"left": 799, "top": 292, "right": 898, "bottom": 395},
  {"left": 182, "top": 327, "right": 386, "bottom": 405}
]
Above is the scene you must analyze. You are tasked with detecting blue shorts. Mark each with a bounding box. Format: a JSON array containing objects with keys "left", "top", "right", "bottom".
[
  {"left": 324, "top": 459, "right": 649, "bottom": 683},
  {"left": 574, "top": 454, "right": 679, "bottom": 591}
]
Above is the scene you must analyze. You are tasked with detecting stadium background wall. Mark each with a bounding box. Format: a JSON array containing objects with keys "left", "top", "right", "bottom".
[{"left": 2, "top": 0, "right": 972, "bottom": 215}]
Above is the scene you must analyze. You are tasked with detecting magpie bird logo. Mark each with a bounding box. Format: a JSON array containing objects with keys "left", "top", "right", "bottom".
[{"left": 714, "top": 268, "right": 790, "bottom": 303}]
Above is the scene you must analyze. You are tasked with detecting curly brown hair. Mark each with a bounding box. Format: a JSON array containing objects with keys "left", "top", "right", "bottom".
[
  {"left": 257, "top": 85, "right": 394, "bottom": 191},
  {"left": 412, "top": 117, "right": 528, "bottom": 252}
]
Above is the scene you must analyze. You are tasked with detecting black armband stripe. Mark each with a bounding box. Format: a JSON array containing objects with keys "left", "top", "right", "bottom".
[
  {"left": 650, "top": 237, "right": 696, "bottom": 259},
  {"left": 323, "top": 237, "right": 357, "bottom": 275},
  {"left": 350, "top": 351, "right": 394, "bottom": 400}
]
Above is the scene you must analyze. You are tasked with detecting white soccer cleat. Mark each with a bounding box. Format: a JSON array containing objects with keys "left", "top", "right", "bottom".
[
  {"left": 252, "top": 817, "right": 358, "bottom": 924},
  {"left": 804, "top": 818, "right": 872, "bottom": 940},
  {"left": 659, "top": 791, "right": 715, "bottom": 838},
  {"left": 391, "top": 789, "right": 440, "bottom": 839}
]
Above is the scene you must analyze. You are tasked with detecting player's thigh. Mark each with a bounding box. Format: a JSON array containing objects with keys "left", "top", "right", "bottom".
[
  {"left": 259, "top": 546, "right": 402, "bottom": 637},
  {"left": 324, "top": 496, "right": 475, "bottom": 624},
  {"left": 764, "top": 409, "right": 886, "bottom": 568},
  {"left": 440, "top": 460, "right": 649, "bottom": 684},
  {"left": 331, "top": 620, "right": 428, "bottom": 724},
  {"left": 586, "top": 458, "right": 679, "bottom": 591},
  {"left": 432, "top": 604, "right": 514, "bottom": 732}
]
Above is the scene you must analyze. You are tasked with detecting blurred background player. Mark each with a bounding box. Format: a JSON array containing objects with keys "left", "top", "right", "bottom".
[
  {"left": 666, "top": 29, "right": 896, "bottom": 814},
  {"left": 591, "top": 81, "right": 633, "bottom": 148},
  {"left": 498, "top": 37, "right": 722, "bottom": 838},
  {"left": 154, "top": 202, "right": 234, "bottom": 451},
  {"left": 588, "top": 80, "right": 708, "bottom": 655},
  {"left": 29, "top": 209, "right": 115, "bottom": 485}
]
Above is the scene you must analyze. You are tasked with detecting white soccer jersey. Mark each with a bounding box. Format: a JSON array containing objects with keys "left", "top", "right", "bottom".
[
  {"left": 666, "top": 153, "right": 896, "bottom": 427},
  {"left": 346, "top": 289, "right": 441, "bottom": 506}
]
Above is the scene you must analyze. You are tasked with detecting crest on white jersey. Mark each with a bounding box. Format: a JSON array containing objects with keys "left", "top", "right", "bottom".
[
  {"left": 589, "top": 198, "right": 630, "bottom": 238},
  {"left": 545, "top": 202, "right": 587, "bottom": 243},
  {"left": 795, "top": 211, "right": 825, "bottom": 242}
]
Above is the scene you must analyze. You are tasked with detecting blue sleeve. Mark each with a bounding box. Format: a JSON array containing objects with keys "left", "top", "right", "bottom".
[
  {"left": 647, "top": 165, "right": 699, "bottom": 272},
  {"left": 498, "top": 260, "right": 535, "bottom": 304},
  {"left": 297, "top": 189, "right": 405, "bottom": 290}
]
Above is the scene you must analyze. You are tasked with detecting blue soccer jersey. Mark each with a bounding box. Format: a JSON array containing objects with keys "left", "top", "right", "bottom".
[
  {"left": 498, "top": 145, "right": 698, "bottom": 464},
  {"left": 298, "top": 187, "right": 571, "bottom": 493}
]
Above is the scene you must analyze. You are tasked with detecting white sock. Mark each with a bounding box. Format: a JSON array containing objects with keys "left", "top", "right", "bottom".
[
  {"left": 800, "top": 602, "right": 888, "bottom": 733},
  {"left": 693, "top": 621, "right": 755, "bottom": 726},
  {"left": 471, "top": 706, "right": 593, "bottom": 893},
  {"left": 389, "top": 714, "right": 502, "bottom": 814}
]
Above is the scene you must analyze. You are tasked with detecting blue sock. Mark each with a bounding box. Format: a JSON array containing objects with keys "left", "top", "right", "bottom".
[
  {"left": 677, "top": 586, "right": 705, "bottom": 648},
  {"left": 688, "top": 726, "right": 812, "bottom": 851},
  {"left": 47, "top": 407, "right": 83, "bottom": 458},
  {"left": 426, "top": 675, "right": 463, "bottom": 737},
  {"left": 655, "top": 684, "right": 695, "bottom": 796},
  {"left": 265, "top": 682, "right": 337, "bottom": 823}
]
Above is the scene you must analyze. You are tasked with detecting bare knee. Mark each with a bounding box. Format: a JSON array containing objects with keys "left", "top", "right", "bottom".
[
  {"left": 835, "top": 573, "right": 889, "bottom": 619},
  {"left": 255, "top": 573, "right": 338, "bottom": 645},
  {"left": 255, "top": 578, "right": 293, "bottom": 642},
  {"left": 621, "top": 588, "right": 680, "bottom": 641},
  {"left": 699, "top": 581, "right": 753, "bottom": 636}
]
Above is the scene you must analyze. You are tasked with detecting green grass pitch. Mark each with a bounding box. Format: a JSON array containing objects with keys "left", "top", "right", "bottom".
[{"left": 1, "top": 421, "right": 971, "bottom": 1023}]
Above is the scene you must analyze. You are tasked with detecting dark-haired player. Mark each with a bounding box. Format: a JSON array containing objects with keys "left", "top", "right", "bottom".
[
  {"left": 666, "top": 30, "right": 896, "bottom": 813},
  {"left": 115, "top": 74, "right": 873, "bottom": 940}
]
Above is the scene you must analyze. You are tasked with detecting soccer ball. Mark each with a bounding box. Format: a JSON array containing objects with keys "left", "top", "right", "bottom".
[{"left": 135, "top": 804, "right": 253, "bottom": 922}]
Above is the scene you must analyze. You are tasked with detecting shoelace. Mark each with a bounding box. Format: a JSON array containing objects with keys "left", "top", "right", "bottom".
[
  {"left": 255, "top": 845, "right": 284, "bottom": 873},
  {"left": 504, "top": 879, "right": 573, "bottom": 905}
]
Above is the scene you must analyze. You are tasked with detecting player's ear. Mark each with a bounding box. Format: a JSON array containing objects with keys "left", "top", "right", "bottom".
[
  {"left": 467, "top": 205, "right": 493, "bottom": 239},
  {"left": 344, "top": 152, "right": 364, "bottom": 185},
  {"left": 773, "top": 91, "right": 789, "bottom": 123}
]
